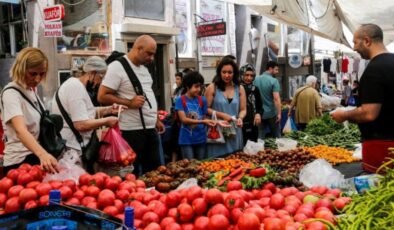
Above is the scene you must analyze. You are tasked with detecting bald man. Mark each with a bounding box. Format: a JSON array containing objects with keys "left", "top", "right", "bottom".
[
  {"left": 331, "top": 24, "right": 394, "bottom": 173},
  {"left": 98, "top": 35, "right": 165, "bottom": 175}
]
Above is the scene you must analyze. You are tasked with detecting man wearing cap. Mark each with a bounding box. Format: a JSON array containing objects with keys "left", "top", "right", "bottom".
[
  {"left": 98, "top": 35, "right": 165, "bottom": 176},
  {"left": 52, "top": 56, "right": 120, "bottom": 167}
]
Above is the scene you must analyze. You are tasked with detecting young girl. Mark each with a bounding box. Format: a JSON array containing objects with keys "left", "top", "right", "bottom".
[{"left": 175, "top": 72, "right": 215, "bottom": 160}]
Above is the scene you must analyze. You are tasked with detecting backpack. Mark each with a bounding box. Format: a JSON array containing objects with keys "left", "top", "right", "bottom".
[{"left": 173, "top": 95, "right": 203, "bottom": 125}]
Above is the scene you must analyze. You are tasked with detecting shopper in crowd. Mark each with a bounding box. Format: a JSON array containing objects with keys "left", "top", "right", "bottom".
[
  {"left": 254, "top": 61, "right": 282, "bottom": 138},
  {"left": 98, "top": 35, "right": 165, "bottom": 176},
  {"left": 331, "top": 23, "right": 394, "bottom": 172},
  {"left": 239, "top": 64, "right": 262, "bottom": 144},
  {"left": 176, "top": 71, "right": 215, "bottom": 159},
  {"left": 351, "top": 80, "right": 360, "bottom": 105},
  {"left": 0, "top": 47, "right": 58, "bottom": 173},
  {"left": 172, "top": 72, "right": 184, "bottom": 99},
  {"left": 288, "top": 75, "right": 322, "bottom": 131},
  {"left": 51, "top": 56, "right": 121, "bottom": 168},
  {"left": 341, "top": 78, "right": 352, "bottom": 106},
  {"left": 204, "top": 58, "right": 246, "bottom": 158}
]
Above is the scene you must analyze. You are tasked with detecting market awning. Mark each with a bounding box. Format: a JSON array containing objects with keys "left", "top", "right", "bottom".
[{"left": 0, "top": 0, "right": 19, "bottom": 3}]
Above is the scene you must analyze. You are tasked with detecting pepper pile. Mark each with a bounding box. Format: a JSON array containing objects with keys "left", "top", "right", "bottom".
[{"left": 303, "top": 145, "right": 359, "bottom": 165}]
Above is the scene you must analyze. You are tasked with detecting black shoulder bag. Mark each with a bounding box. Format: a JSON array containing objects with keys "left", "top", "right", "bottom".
[
  {"left": 117, "top": 56, "right": 152, "bottom": 130},
  {"left": 55, "top": 90, "right": 100, "bottom": 173},
  {"left": 1, "top": 87, "right": 66, "bottom": 158}
]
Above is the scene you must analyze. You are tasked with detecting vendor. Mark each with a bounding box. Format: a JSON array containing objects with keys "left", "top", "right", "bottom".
[{"left": 331, "top": 24, "right": 394, "bottom": 173}]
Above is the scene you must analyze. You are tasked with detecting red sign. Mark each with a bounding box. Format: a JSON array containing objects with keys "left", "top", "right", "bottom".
[
  {"left": 197, "top": 22, "right": 226, "bottom": 38},
  {"left": 43, "top": 4, "right": 65, "bottom": 21}
]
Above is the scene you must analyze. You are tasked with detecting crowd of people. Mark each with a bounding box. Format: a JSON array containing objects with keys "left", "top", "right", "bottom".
[{"left": 0, "top": 23, "right": 393, "bottom": 177}]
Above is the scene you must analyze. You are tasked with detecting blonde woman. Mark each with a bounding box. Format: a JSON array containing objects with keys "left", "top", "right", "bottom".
[{"left": 1, "top": 47, "right": 58, "bottom": 173}]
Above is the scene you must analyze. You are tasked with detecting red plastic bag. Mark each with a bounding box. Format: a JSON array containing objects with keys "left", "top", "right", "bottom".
[{"left": 99, "top": 124, "right": 136, "bottom": 166}]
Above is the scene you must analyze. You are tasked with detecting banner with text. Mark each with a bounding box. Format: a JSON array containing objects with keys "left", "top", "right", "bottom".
[{"left": 44, "top": 21, "right": 63, "bottom": 37}]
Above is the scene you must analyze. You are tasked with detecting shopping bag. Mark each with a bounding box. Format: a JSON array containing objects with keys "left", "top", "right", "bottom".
[
  {"left": 283, "top": 117, "right": 292, "bottom": 134},
  {"left": 207, "top": 111, "right": 225, "bottom": 144},
  {"left": 99, "top": 124, "right": 136, "bottom": 166},
  {"left": 222, "top": 121, "right": 237, "bottom": 139},
  {"left": 290, "top": 117, "right": 298, "bottom": 131}
]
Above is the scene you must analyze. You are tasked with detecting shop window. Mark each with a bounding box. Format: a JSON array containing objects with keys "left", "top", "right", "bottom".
[
  {"left": 287, "top": 27, "right": 310, "bottom": 56},
  {"left": 124, "top": 0, "right": 165, "bottom": 21}
]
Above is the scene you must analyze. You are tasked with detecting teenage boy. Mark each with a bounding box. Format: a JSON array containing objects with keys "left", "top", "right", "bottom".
[{"left": 175, "top": 72, "right": 216, "bottom": 160}]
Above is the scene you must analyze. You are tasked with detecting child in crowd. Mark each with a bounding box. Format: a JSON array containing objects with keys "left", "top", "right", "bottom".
[
  {"left": 240, "top": 64, "right": 262, "bottom": 145},
  {"left": 175, "top": 72, "right": 216, "bottom": 160}
]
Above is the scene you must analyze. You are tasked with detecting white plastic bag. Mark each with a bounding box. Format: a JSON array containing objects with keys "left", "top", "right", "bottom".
[
  {"left": 276, "top": 138, "right": 298, "bottom": 151},
  {"left": 353, "top": 143, "right": 362, "bottom": 159},
  {"left": 299, "top": 159, "right": 345, "bottom": 188},
  {"left": 43, "top": 149, "right": 86, "bottom": 183},
  {"left": 283, "top": 118, "right": 292, "bottom": 134},
  {"left": 176, "top": 178, "right": 198, "bottom": 190},
  {"left": 243, "top": 139, "right": 265, "bottom": 155}
]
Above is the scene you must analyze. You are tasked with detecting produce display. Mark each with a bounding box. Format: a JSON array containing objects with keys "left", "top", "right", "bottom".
[
  {"left": 336, "top": 150, "right": 394, "bottom": 230},
  {"left": 199, "top": 159, "right": 253, "bottom": 173},
  {"left": 303, "top": 145, "right": 359, "bottom": 165}
]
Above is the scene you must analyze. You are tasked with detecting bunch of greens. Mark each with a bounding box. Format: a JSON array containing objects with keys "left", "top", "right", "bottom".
[{"left": 304, "top": 113, "right": 344, "bottom": 136}]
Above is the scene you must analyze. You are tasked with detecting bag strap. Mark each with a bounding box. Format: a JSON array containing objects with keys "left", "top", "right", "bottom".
[
  {"left": 1, "top": 86, "right": 42, "bottom": 115},
  {"left": 181, "top": 95, "right": 203, "bottom": 112},
  {"left": 55, "top": 89, "right": 84, "bottom": 147},
  {"left": 117, "top": 56, "right": 147, "bottom": 130}
]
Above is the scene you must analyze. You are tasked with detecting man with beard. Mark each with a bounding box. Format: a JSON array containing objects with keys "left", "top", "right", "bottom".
[
  {"left": 98, "top": 35, "right": 165, "bottom": 175},
  {"left": 254, "top": 61, "right": 282, "bottom": 138},
  {"left": 331, "top": 24, "right": 394, "bottom": 172}
]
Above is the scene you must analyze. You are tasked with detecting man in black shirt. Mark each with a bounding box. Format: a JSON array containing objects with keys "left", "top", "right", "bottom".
[{"left": 331, "top": 24, "right": 394, "bottom": 172}]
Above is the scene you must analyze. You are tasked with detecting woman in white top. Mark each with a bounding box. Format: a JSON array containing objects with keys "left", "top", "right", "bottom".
[{"left": 1, "top": 48, "right": 58, "bottom": 173}]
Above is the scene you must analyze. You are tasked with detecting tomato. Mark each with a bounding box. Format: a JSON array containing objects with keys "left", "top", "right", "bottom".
[
  {"left": 97, "top": 189, "right": 116, "bottom": 209},
  {"left": 63, "top": 179, "right": 77, "bottom": 192},
  {"left": 166, "top": 191, "right": 182, "bottom": 208},
  {"left": 19, "top": 188, "right": 38, "bottom": 204},
  {"left": 244, "top": 207, "right": 265, "bottom": 222},
  {"left": 6, "top": 169, "right": 19, "bottom": 183},
  {"left": 205, "top": 188, "right": 223, "bottom": 205},
  {"left": 104, "top": 178, "right": 120, "bottom": 191},
  {"left": 114, "top": 199, "right": 124, "bottom": 213},
  {"left": 26, "top": 181, "right": 40, "bottom": 189},
  {"left": 305, "top": 221, "right": 328, "bottom": 230},
  {"left": 65, "top": 197, "right": 80, "bottom": 206},
  {"left": 237, "top": 213, "right": 260, "bottom": 230},
  {"left": 103, "top": 206, "right": 119, "bottom": 216},
  {"left": 314, "top": 210, "right": 335, "bottom": 224},
  {"left": 279, "top": 188, "right": 293, "bottom": 197},
  {"left": 160, "top": 217, "right": 176, "bottom": 229},
  {"left": 283, "top": 205, "right": 297, "bottom": 216},
  {"left": 168, "top": 207, "right": 179, "bottom": 220},
  {"left": 270, "top": 193, "right": 285, "bottom": 210},
  {"left": 192, "top": 198, "right": 207, "bottom": 216},
  {"left": 134, "top": 219, "right": 143, "bottom": 228},
  {"left": 124, "top": 173, "right": 136, "bottom": 182},
  {"left": 311, "top": 186, "right": 328, "bottom": 195},
  {"left": 17, "top": 173, "right": 33, "bottom": 186},
  {"left": 263, "top": 183, "right": 277, "bottom": 194},
  {"left": 226, "top": 181, "right": 243, "bottom": 192},
  {"left": 181, "top": 223, "right": 194, "bottom": 230},
  {"left": 82, "top": 196, "right": 96, "bottom": 206},
  {"left": 293, "top": 213, "right": 308, "bottom": 222},
  {"left": 49, "top": 180, "right": 63, "bottom": 190},
  {"left": 5, "top": 197, "right": 21, "bottom": 213},
  {"left": 29, "top": 166, "right": 43, "bottom": 181},
  {"left": 91, "top": 174, "right": 105, "bottom": 189},
  {"left": 208, "top": 214, "right": 229, "bottom": 230},
  {"left": 86, "top": 185, "right": 100, "bottom": 198},
  {"left": 142, "top": 211, "right": 160, "bottom": 225},
  {"left": 0, "top": 177, "right": 13, "bottom": 194},
  {"left": 208, "top": 204, "right": 230, "bottom": 219},
  {"left": 34, "top": 183, "right": 50, "bottom": 197},
  {"left": 112, "top": 175, "right": 123, "bottom": 184},
  {"left": 39, "top": 195, "right": 49, "bottom": 206},
  {"left": 165, "top": 223, "right": 182, "bottom": 230},
  {"left": 116, "top": 189, "right": 130, "bottom": 202},
  {"left": 178, "top": 203, "right": 194, "bottom": 223},
  {"left": 24, "top": 200, "right": 38, "bottom": 210},
  {"left": 148, "top": 200, "right": 168, "bottom": 219},
  {"left": 135, "top": 180, "right": 146, "bottom": 189},
  {"left": 79, "top": 173, "right": 92, "bottom": 186},
  {"left": 264, "top": 217, "right": 283, "bottom": 230},
  {"left": 194, "top": 216, "right": 210, "bottom": 230},
  {"left": 259, "top": 197, "right": 271, "bottom": 207},
  {"left": 135, "top": 204, "right": 150, "bottom": 219},
  {"left": 145, "top": 223, "right": 161, "bottom": 230},
  {"left": 73, "top": 190, "right": 85, "bottom": 201},
  {"left": 333, "top": 197, "right": 351, "bottom": 211},
  {"left": 86, "top": 202, "right": 98, "bottom": 210},
  {"left": 224, "top": 193, "right": 245, "bottom": 210},
  {"left": 8, "top": 185, "right": 24, "bottom": 197},
  {"left": 58, "top": 186, "right": 73, "bottom": 201},
  {"left": 119, "top": 181, "right": 135, "bottom": 193},
  {"left": 0, "top": 193, "right": 7, "bottom": 208},
  {"left": 187, "top": 186, "right": 203, "bottom": 203},
  {"left": 316, "top": 198, "right": 333, "bottom": 212},
  {"left": 230, "top": 208, "right": 243, "bottom": 224},
  {"left": 325, "top": 189, "right": 341, "bottom": 198}
]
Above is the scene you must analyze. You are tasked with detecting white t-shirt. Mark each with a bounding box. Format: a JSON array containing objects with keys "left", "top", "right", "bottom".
[
  {"left": 102, "top": 55, "right": 158, "bottom": 130},
  {"left": 51, "top": 77, "right": 96, "bottom": 150},
  {"left": 1, "top": 82, "right": 41, "bottom": 166}
]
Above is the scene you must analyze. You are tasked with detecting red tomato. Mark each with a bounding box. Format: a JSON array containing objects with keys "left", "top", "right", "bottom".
[
  {"left": 5, "top": 197, "right": 21, "bottom": 213},
  {"left": 86, "top": 202, "right": 98, "bottom": 210},
  {"left": 17, "top": 173, "right": 33, "bottom": 186},
  {"left": 115, "top": 189, "right": 130, "bottom": 202},
  {"left": 192, "top": 198, "right": 208, "bottom": 216},
  {"left": 314, "top": 210, "right": 335, "bottom": 224},
  {"left": 270, "top": 193, "right": 285, "bottom": 210},
  {"left": 135, "top": 180, "right": 146, "bottom": 188},
  {"left": 224, "top": 193, "right": 245, "bottom": 210},
  {"left": 103, "top": 206, "right": 119, "bottom": 216},
  {"left": 24, "top": 200, "right": 38, "bottom": 210},
  {"left": 59, "top": 186, "right": 73, "bottom": 200},
  {"left": 18, "top": 163, "right": 32, "bottom": 171},
  {"left": 79, "top": 173, "right": 92, "bottom": 186},
  {"left": 97, "top": 189, "right": 116, "bottom": 209},
  {"left": 142, "top": 211, "right": 160, "bottom": 225},
  {"left": 124, "top": 173, "right": 136, "bottom": 182},
  {"left": 208, "top": 214, "right": 230, "bottom": 230},
  {"left": 6, "top": 169, "right": 19, "bottom": 183},
  {"left": 49, "top": 180, "right": 63, "bottom": 190},
  {"left": 237, "top": 213, "right": 260, "bottom": 230},
  {"left": 165, "top": 223, "right": 182, "bottom": 230},
  {"left": 65, "top": 197, "right": 81, "bottom": 205},
  {"left": 39, "top": 195, "right": 49, "bottom": 206},
  {"left": 306, "top": 221, "right": 328, "bottom": 230},
  {"left": 19, "top": 188, "right": 38, "bottom": 204},
  {"left": 166, "top": 191, "right": 182, "bottom": 208},
  {"left": 264, "top": 218, "right": 283, "bottom": 230},
  {"left": 333, "top": 197, "right": 351, "bottom": 211},
  {"left": 91, "top": 174, "right": 105, "bottom": 189},
  {"left": 73, "top": 190, "right": 85, "bottom": 200},
  {"left": 82, "top": 196, "right": 96, "bottom": 206},
  {"left": 8, "top": 185, "right": 24, "bottom": 197},
  {"left": 0, "top": 177, "right": 14, "bottom": 193},
  {"left": 29, "top": 166, "right": 43, "bottom": 181},
  {"left": 134, "top": 204, "right": 150, "bottom": 219},
  {"left": 63, "top": 179, "right": 77, "bottom": 192},
  {"left": 316, "top": 198, "right": 333, "bottom": 212},
  {"left": 26, "top": 181, "right": 40, "bottom": 189},
  {"left": 160, "top": 217, "right": 176, "bottom": 229},
  {"left": 263, "top": 183, "right": 277, "bottom": 194},
  {"left": 293, "top": 213, "right": 308, "bottom": 222},
  {"left": 178, "top": 203, "right": 194, "bottom": 222},
  {"left": 104, "top": 178, "right": 120, "bottom": 191},
  {"left": 205, "top": 188, "right": 223, "bottom": 205},
  {"left": 187, "top": 186, "right": 203, "bottom": 203},
  {"left": 181, "top": 223, "right": 194, "bottom": 230},
  {"left": 208, "top": 204, "right": 230, "bottom": 219},
  {"left": 112, "top": 175, "right": 122, "bottom": 184},
  {"left": 119, "top": 181, "right": 135, "bottom": 193},
  {"left": 226, "top": 181, "right": 243, "bottom": 192},
  {"left": 86, "top": 185, "right": 100, "bottom": 198},
  {"left": 168, "top": 207, "right": 179, "bottom": 220},
  {"left": 194, "top": 216, "right": 210, "bottom": 230},
  {"left": 257, "top": 189, "right": 272, "bottom": 199},
  {"left": 148, "top": 200, "right": 168, "bottom": 219},
  {"left": 283, "top": 205, "right": 297, "bottom": 216},
  {"left": 311, "top": 186, "right": 328, "bottom": 195},
  {"left": 325, "top": 189, "right": 341, "bottom": 198},
  {"left": 230, "top": 208, "right": 243, "bottom": 224},
  {"left": 114, "top": 199, "right": 124, "bottom": 213},
  {"left": 145, "top": 223, "right": 161, "bottom": 230},
  {"left": 0, "top": 193, "right": 7, "bottom": 208}
]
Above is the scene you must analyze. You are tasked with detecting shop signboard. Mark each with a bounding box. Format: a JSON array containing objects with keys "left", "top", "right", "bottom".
[
  {"left": 197, "top": 22, "right": 226, "bottom": 38},
  {"left": 43, "top": 4, "right": 65, "bottom": 22},
  {"left": 44, "top": 21, "right": 63, "bottom": 37}
]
